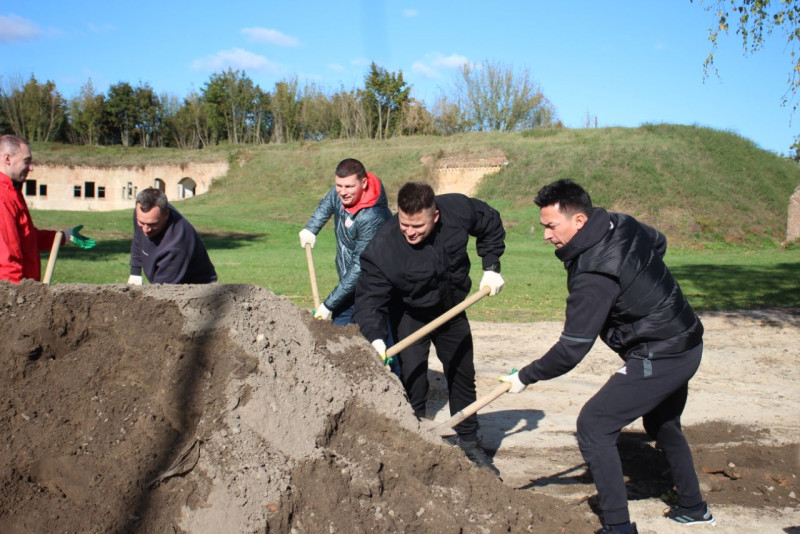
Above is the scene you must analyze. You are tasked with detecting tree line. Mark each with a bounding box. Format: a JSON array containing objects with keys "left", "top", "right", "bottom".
[{"left": 0, "top": 61, "right": 558, "bottom": 149}]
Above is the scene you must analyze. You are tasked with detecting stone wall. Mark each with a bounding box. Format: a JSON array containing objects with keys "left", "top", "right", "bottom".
[
  {"left": 433, "top": 157, "right": 508, "bottom": 196},
  {"left": 24, "top": 161, "right": 229, "bottom": 211}
]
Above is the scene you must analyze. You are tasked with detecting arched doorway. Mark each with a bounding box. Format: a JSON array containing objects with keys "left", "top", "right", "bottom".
[
  {"left": 178, "top": 177, "right": 196, "bottom": 199},
  {"left": 154, "top": 178, "right": 166, "bottom": 192}
]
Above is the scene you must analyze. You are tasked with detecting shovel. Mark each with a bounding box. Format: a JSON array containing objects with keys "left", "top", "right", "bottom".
[
  {"left": 426, "top": 375, "right": 515, "bottom": 437},
  {"left": 379, "top": 286, "right": 503, "bottom": 436},
  {"left": 43, "top": 231, "right": 63, "bottom": 285},
  {"left": 384, "top": 286, "right": 491, "bottom": 361},
  {"left": 304, "top": 243, "right": 321, "bottom": 311}
]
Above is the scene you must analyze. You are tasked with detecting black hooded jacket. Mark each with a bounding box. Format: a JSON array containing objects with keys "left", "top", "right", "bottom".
[
  {"left": 518, "top": 207, "right": 703, "bottom": 384},
  {"left": 354, "top": 193, "right": 505, "bottom": 343}
]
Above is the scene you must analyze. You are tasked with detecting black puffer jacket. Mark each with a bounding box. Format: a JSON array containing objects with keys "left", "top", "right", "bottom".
[
  {"left": 519, "top": 207, "right": 702, "bottom": 384},
  {"left": 568, "top": 209, "right": 702, "bottom": 356},
  {"left": 354, "top": 194, "right": 505, "bottom": 342}
]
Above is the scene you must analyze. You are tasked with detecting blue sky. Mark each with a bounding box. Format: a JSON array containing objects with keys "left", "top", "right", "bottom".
[{"left": 1, "top": 1, "right": 796, "bottom": 155}]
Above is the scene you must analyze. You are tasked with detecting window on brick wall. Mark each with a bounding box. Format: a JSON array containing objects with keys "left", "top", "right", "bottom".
[
  {"left": 98, "top": 186, "right": 105, "bottom": 199},
  {"left": 74, "top": 185, "right": 82, "bottom": 198},
  {"left": 25, "top": 180, "right": 37, "bottom": 196},
  {"left": 39, "top": 184, "right": 47, "bottom": 196},
  {"left": 84, "top": 182, "right": 95, "bottom": 198}
]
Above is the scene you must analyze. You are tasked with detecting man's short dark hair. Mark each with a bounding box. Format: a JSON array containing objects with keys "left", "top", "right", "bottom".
[
  {"left": 335, "top": 158, "right": 367, "bottom": 180},
  {"left": 397, "top": 182, "right": 436, "bottom": 214},
  {"left": 0, "top": 134, "right": 29, "bottom": 156},
  {"left": 534, "top": 179, "right": 592, "bottom": 217},
  {"left": 136, "top": 187, "right": 169, "bottom": 212}
]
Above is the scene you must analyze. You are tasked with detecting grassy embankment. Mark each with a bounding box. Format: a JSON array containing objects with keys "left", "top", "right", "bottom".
[{"left": 30, "top": 124, "right": 800, "bottom": 322}]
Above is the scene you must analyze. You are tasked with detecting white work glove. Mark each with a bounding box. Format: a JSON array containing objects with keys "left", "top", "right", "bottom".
[
  {"left": 299, "top": 229, "right": 316, "bottom": 248},
  {"left": 127, "top": 275, "right": 143, "bottom": 285},
  {"left": 498, "top": 369, "right": 527, "bottom": 393},
  {"left": 313, "top": 303, "right": 332, "bottom": 320},
  {"left": 480, "top": 270, "right": 505, "bottom": 296},
  {"left": 371, "top": 339, "right": 394, "bottom": 366}
]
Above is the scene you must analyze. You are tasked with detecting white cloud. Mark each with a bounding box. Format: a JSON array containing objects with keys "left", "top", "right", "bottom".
[
  {"left": 432, "top": 53, "right": 470, "bottom": 69},
  {"left": 403, "top": 9, "right": 419, "bottom": 18},
  {"left": 351, "top": 57, "right": 370, "bottom": 68},
  {"left": 191, "top": 48, "right": 280, "bottom": 73},
  {"left": 412, "top": 53, "right": 471, "bottom": 79},
  {"left": 0, "top": 14, "right": 42, "bottom": 43},
  {"left": 412, "top": 61, "right": 440, "bottom": 79},
  {"left": 88, "top": 22, "right": 115, "bottom": 34},
  {"left": 241, "top": 27, "right": 299, "bottom": 47},
  {"left": 328, "top": 63, "right": 346, "bottom": 73}
]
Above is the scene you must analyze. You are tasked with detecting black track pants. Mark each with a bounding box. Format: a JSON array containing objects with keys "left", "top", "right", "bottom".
[
  {"left": 576, "top": 344, "right": 704, "bottom": 525},
  {"left": 396, "top": 312, "right": 478, "bottom": 437}
]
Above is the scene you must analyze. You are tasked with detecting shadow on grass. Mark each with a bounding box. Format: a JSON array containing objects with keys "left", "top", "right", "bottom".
[
  {"left": 671, "top": 262, "right": 800, "bottom": 312},
  {"left": 52, "top": 232, "right": 266, "bottom": 261}
]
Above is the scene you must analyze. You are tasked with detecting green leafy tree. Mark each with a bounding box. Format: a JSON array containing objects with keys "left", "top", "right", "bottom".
[
  {"left": 249, "top": 86, "right": 271, "bottom": 144},
  {"left": 270, "top": 78, "right": 300, "bottom": 143},
  {"left": 363, "top": 63, "right": 411, "bottom": 139},
  {"left": 133, "top": 83, "right": 164, "bottom": 147},
  {"left": 453, "top": 60, "right": 555, "bottom": 132},
  {"left": 0, "top": 74, "right": 67, "bottom": 142},
  {"left": 69, "top": 79, "right": 106, "bottom": 145},
  {"left": 697, "top": 0, "right": 800, "bottom": 109},
  {"left": 106, "top": 82, "right": 137, "bottom": 146},
  {"left": 161, "top": 93, "right": 192, "bottom": 149},
  {"left": 202, "top": 69, "right": 262, "bottom": 144}
]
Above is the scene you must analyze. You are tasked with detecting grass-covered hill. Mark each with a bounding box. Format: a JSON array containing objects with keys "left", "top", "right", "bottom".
[
  {"left": 37, "top": 123, "right": 798, "bottom": 247},
  {"left": 29, "top": 124, "right": 800, "bottom": 320}
]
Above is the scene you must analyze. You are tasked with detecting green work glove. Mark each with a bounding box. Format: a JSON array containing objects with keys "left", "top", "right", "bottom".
[
  {"left": 65, "top": 225, "right": 96, "bottom": 250},
  {"left": 371, "top": 339, "right": 394, "bottom": 367}
]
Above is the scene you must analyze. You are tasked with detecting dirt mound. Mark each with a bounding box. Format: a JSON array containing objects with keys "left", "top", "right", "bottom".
[{"left": 0, "top": 282, "right": 590, "bottom": 533}]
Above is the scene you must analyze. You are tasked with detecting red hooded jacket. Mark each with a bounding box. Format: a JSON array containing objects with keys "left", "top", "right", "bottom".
[{"left": 0, "top": 172, "right": 61, "bottom": 283}]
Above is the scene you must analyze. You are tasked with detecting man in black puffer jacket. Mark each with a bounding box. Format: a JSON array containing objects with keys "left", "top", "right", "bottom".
[
  {"left": 499, "top": 179, "right": 714, "bottom": 534},
  {"left": 355, "top": 182, "right": 506, "bottom": 473}
]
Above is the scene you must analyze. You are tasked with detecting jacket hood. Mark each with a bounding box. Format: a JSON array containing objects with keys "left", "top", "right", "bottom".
[{"left": 343, "top": 172, "right": 382, "bottom": 215}]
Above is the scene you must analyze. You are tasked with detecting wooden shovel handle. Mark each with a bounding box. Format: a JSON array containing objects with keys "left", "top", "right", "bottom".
[
  {"left": 433, "top": 381, "right": 512, "bottom": 434},
  {"left": 386, "top": 286, "right": 491, "bottom": 358},
  {"left": 305, "top": 244, "right": 321, "bottom": 310},
  {"left": 43, "top": 231, "right": 63, "bottom": 285}
]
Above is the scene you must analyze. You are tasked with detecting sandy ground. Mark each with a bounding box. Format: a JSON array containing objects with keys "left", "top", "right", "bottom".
[
  {"left": 0, "top": 282, "right": 797, "bottom": 533},
  {"left": 423, "top": 309, "right": 800, "bottom": 533}
]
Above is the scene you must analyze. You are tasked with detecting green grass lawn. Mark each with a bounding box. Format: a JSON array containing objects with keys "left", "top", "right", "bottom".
[{"left": 35, "top": 208, "right": 800, "bottom": 322}]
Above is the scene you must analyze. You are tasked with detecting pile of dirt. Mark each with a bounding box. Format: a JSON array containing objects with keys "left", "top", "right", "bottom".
[{"left": 0, "top": 282, "right": 593, "bottom": 533}]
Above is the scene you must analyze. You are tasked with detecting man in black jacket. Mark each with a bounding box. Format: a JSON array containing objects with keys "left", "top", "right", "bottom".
[
  {"left": 354, "top": 182, "right": 506, "bottom": 473},
  {"left": 128, "top": 188, "right": 217, "bottom": 285},
  {"left": 499, "top": 179, "right": 713, "bottom": 534}
]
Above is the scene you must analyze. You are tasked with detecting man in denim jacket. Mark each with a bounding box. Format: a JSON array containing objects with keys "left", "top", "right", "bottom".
[{"left": 300, "top": 158, "right": 392, "bottom": 325}]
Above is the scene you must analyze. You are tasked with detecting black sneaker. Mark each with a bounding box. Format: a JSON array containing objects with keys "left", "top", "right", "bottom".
[
  {"left": 596, "top": 523, "right": 638, "bottom": 534},
  {"left": 664, "top": 502, "right": 716, "bottom": 526},
  {"left": 456, "top": 438, "right": 500, "bottom": 475}
]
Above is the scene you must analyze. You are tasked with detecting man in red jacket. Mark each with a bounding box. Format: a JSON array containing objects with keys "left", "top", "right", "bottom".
[{"left": 0, "top": 135, "right": 95, "bottom": 283}]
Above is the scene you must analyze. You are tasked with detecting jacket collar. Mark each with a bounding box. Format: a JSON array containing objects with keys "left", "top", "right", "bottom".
[{"left": 555, "top": 207, "right": 611, "bottom": 263}]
